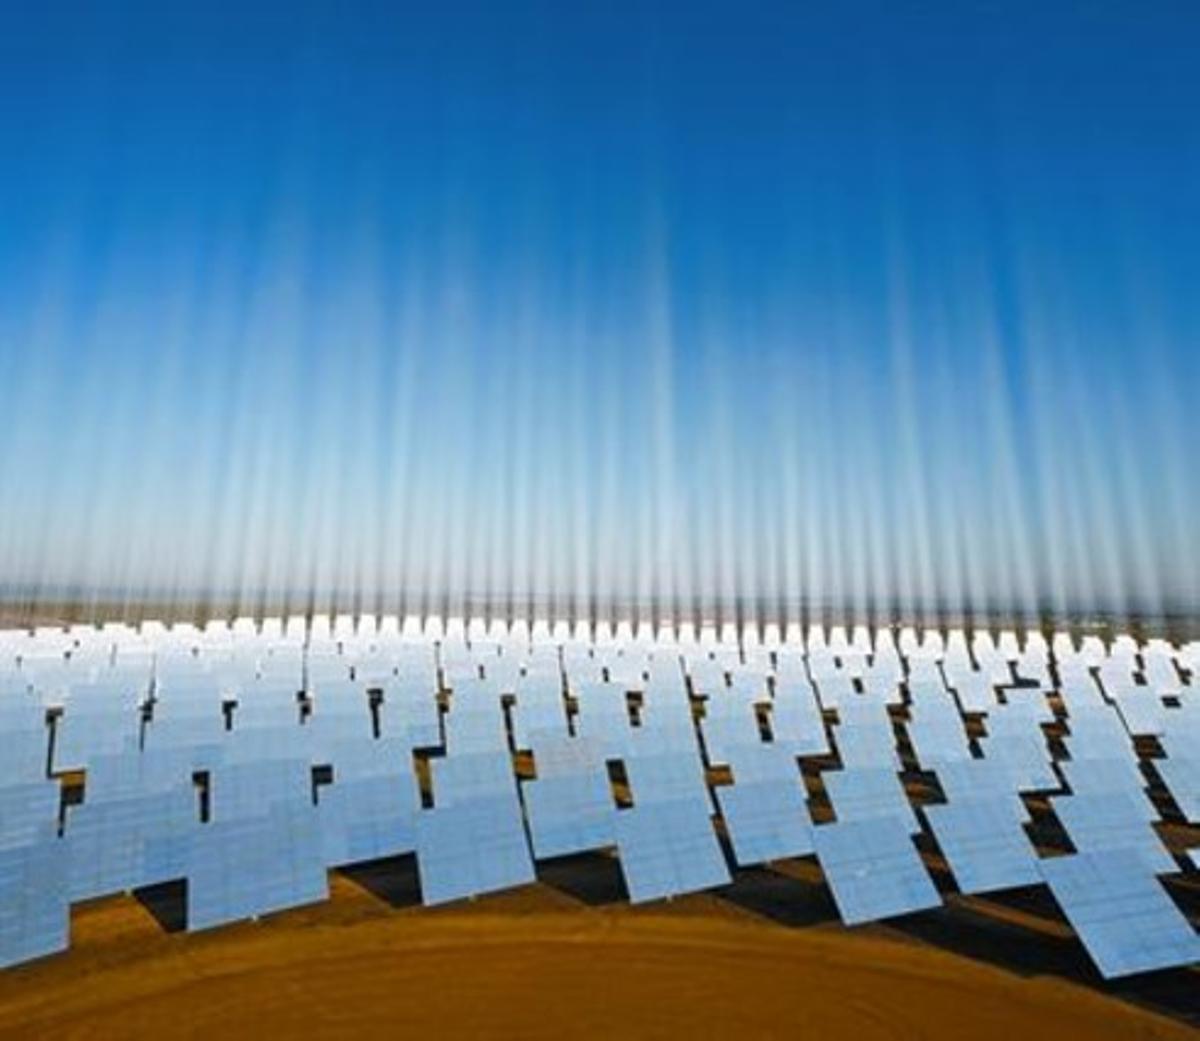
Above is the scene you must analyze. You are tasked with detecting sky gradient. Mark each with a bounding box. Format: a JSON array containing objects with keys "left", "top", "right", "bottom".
[{"left": 0, "top": 1, "right": 1197, "bottom": 624}]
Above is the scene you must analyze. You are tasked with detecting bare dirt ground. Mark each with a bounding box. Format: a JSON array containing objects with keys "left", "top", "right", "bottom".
[{"left": 0, "top": 854, "right": 1195, "bottom": 1041}]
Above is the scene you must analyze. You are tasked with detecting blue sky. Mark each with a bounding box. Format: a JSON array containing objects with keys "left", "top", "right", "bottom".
[{"left": 0, "top": 1, "right": 1196, "bottom": 621}]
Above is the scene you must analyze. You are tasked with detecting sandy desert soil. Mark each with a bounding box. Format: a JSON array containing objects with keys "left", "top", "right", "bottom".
[{"left": 0, "top": 856, "right": 1195, "bottom": 1041}]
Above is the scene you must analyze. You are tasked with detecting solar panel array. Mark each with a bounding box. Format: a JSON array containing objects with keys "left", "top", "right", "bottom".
[
  {"left": 923, "top": 798, "right": 1041, "bottom": 894},
  {"left": 812, "top": 816, "right": 942, "bottom": 925},
  {"left": 1039, "top": 849, "right": 1200, "bottom": 978},
  {"left": 522, "top": 737, "right": 615, "bottom": 859},
  {"left": 0, "top": 617, "right": 1196, "bottom": 981},
  {"left": 615, "top": 799, "right": 730, "bottom": 903}
]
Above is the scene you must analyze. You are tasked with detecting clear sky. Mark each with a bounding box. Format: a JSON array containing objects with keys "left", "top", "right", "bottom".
[{"left": 0, "top": 1, "right": 1196, "bottom": 623}]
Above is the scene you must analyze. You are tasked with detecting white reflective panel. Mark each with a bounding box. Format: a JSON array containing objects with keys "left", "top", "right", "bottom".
[
  {"left": 232, "top": 616, "right": 259, "bottom": 638},
  {"left": 0, "top": 695, "right": 47, "bottom": 729},
  {"left": 634, "top": 705, "right": 700, "bottom": 757},
  {"left": 52, "top": 704, "right": 142, "bottom": 772},
  {"left": 514, "top": 673, "right": 564, "bottom": 702},
  {"left": 1111, "top": 691, "right": 1168, "bottom": 736},
  {"left": 523, "top": 648, "right": 560, "bottom": 675},
  {"left": 908, "top": 659, "right": 943, "bottom": 687},
  {"left": 483, "top": 656, "right": 521, "bottom": 695},
  {"left": 861, "top": 669, "right": 904, "bottom": 706},
  {"left": 523, "top": 771, "right": 616, "bottom": 859},
  {"left": 1058, "top": 758, "right": 1148, "bottom": 800},
  {"left": 562, "top": 649, "right": 602, "bottom": 684},
  {"left": 1097, "top": 660, "right": 1139, "bottom": 700},
  {"left": 812, "top": 672, "right": 856, "bottom": 709},
  {"left": 931, "top": 759, "right": 1030, "bottom": 823},
  {"left": 308, "top": 676, "right": 370, "bottom": 710},
  {"left": 773, "top": 650, "right": 807, "bottom": 680},
  {"left": 573, "top": 681, "right": 638, "bottom": 748},
  {"left": 152, "top": 667, "right": 226, "bottom": 702},
  {"left": 1064, "top": 709, "right": 1137, "bottom": 761},
  {"left": 0, "top": 782, "right": 60, "bottom": 845},
  {"left": 924, "top": 798, "right": 1040, "bottom": 894},
  {"left": 1051, "top": 793, "right": 1176, "bottom": 875},
  {"left": 1155, "top": 758, "right": 1199, "bottom": 822},
  {"left": 1039, "top": 849, "right": 1200, "bottom": 979},
  {"left": 1080, "top": 633, "right": 1104, "bottom": 666},
  {"left": 307, "top": 660, "right": 350, "bottom": 690},
  {"left": 997, "top": 686, "right": 1055, "bottom": 723},
  {"left": 0, "top": 726, "right": 49, "bottom": 789},
  {"left": 572, "top": 678, "right": 625, "bottom": 708},
  {"left": 1057, "top": 670, "right": 1105, "bottom": 712},
  {"left": 687, "top": 659, "right": 727, "bottom": 698},
  {"left": 85, "top": 747, "right": 197, "bottom": 801},
  {"left": 321, "top": 736, "right": 413, "bottom": 781},
  {"left": 1014, "top": 655, "right": 1052, "bottom": 688},
  {"left": 259, "top": 655, "right": 303, "bottom": 688},
  {"left": 836, "top": 691, "right": 891, "bottom": 722},
  {"left": 186, "top": 805, "right": 328, "bottom": 931},
  {"left": 717, "top": 780, "right": 813, "bottom": 865},
  {"left": 906, "top": 716, "right": 973, "bottom": 768},
  {"left": 147, "top": 683, "right": 227, "bottom": 727},
  {"left": 528, "top": 735, "right": 605, "bottom": 779},
  {"left": 64, "top": 676, "right": 148, "bottom": 708},
  {"left": 623, "top": 751, "right": 712, "bottom": 815},
  {"left": 378, "top": 678, "right": 442, "bottom": 748},
  {"left": 907, "top": 678, "right": 954, "bottom": 709},
  {"left": 352, "top": 654, "right": 396, "bottom": 688},
  {"left": 209, "top": 759, "right": 312, "bottom": 821},
  {"left": 945, "top": 670, "right": 996, "bottom": 713},
  {"left": 811, "top": 816, "right": 941, "bottom": 925},
  {"left": 316, "top": 773, "right": 419, "bottom": 867},
  {"left": 700, "top": 702, "right": 763, "bottom": 765},
  {"left": 614, "top": 799, "right": 730, "bottom": 903},
  {"left": 234, "top": 682, "right": 302, "bottom": 724},
  {"left": 511, "top": 699, "right": 570, "bottom": 750},
  {"left": 1142, "top": 646, "right": 1183, "bottom": 694},
  {"left": 572, "top": 701, "right": 633, "bottom": 757},
  {"left": 980, "top": 695, "right": 1044, "bottom": 729},
  {"left": 725, "top": 744, "right": 800, "bottom": 785},
  {"left": 824, "top": 767, "right": 919, "bottom": 833},
  {"left": 140, "top": 718, "right": 228, "bottom": 772},
  {"left": 443, "top": 705, "right": 509, "bottom": 754},
  {"left": 430, "top": 750, "right": 517, "bottom": 806},
  {"left": 922, "top": 630, "right": 946, "bottom": 659},
  {"left": 415, "top": 795, "right": 534, "bottom": 905},
  {"left": 606, "top": 659, "right": 648, "bottom": 694},
  {"left": 727, "top": 669, "right": 769, "bottom": 701},
  {"left": 742, "top": 647, "right": 773, "bottom": 675},
  {"left": 65, "top": 787, "right": 197, "bottom": 900},
  {"left": 1161, "top": 725, "right": 1200, "bottom": 763},
  {"left": 832, "top": 722, "right": 901, "bottom": 770},
  {"left": 975, "top": 747, "right": 1058, "bottom": 793},
  {"left": 305, "top": 709, "right": 378, "bottom": 762},
  {"left": 223, "top": 724, "right": 314, "bottom": 765},
  {"left": 0, "top": 825, "right": 68, "bottom": 968}
]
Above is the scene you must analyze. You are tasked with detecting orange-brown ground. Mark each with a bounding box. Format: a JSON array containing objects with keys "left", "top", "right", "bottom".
[{"left": 0, "top": 858, "right": 1195, "bottom": 1041}]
